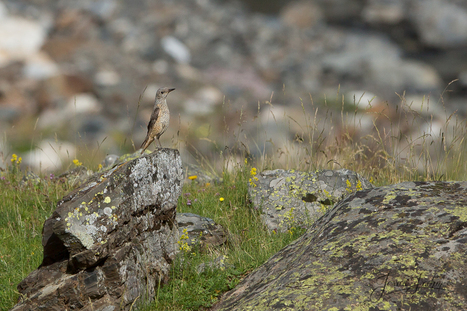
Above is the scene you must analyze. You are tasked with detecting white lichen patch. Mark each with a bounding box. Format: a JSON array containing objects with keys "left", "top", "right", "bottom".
[
  {"left": 69, "top": 226, "right": 96, "bottom": 249},
  {"left": 104, "top": 207, "right": 113, "bottom": 216},
  {"left": 80, "top": 181, "right": 99, "bottom": 193},
  {"left": 86, "top": 212, "right": 98, "bottom": 225},
  {"left": 270, "top": 177, "right": 286, "bottom": 188}
]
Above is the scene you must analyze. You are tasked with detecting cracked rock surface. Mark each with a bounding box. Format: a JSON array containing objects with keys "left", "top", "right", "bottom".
[
  {"left": 215, "top": 181, "right": 467, "bottom": 310},
  {"left": 12, "top": 149, "right": 183, "bottom": 311}
]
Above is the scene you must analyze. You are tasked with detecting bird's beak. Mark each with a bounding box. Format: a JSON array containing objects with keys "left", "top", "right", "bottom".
[{"left": 168, "top": 88, "right": 175, "bottom": 93}]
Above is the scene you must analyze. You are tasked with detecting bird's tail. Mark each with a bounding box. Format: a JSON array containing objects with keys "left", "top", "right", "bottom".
[{"left": 140, "top": 136, "right": 151, "bottom": 152}]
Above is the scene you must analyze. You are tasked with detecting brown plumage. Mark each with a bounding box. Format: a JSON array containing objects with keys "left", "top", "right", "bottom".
[{"left": 140, "top": 87, "right": 175, "bottom": 152}]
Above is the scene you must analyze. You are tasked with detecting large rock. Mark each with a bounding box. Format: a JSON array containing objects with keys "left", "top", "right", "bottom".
[
  {"left": 12, "top": 149, "right": 183, "bottom": 311},
  {"left": 249, "top": 168, "right": 373, "bottom": 232},
  {"left": 215, "top": 181, "right": 467, "bottom": 310}
]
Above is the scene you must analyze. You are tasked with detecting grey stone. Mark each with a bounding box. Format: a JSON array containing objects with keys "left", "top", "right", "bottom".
[
  {"left": 215, "top": 181, "right": 467, "bottom": 310},
  {"left": 176, "top": 212, "right": 227, "bottom": 249},
  {"left": 161, "top": 35, "right": 191, "bottom": 64},
  {"left": 21, "top": 140, "right": 77, "bottom": 173},
  {"left": 411, "top": 0, "right": 467, "bottom": 47},
  {"left": 249, "top": 168, "right": 373, "bottom": 232},
  {"left": 101, "top": 154, "right": 119, "bottom": 168},
  {"left": 20, "top": 170, "right": 41, "bottom": 185},
  {"left": 12, "top": 149, "right": 183, "bottom": 311}
]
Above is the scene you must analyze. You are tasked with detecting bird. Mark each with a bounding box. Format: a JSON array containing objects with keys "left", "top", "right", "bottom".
[{"left": 140, "top": 87, "right": 175, "bottom": 152}]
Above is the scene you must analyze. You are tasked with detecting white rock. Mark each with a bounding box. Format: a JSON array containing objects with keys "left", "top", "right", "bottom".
[
  {"left": 22, "top": 52, "right": 60, "bottom": 80},
  {"left": 412, "top": 0, "right": 467, "bottom": 47},
  {"left": 345, "top": 90, "right": 378, "bottom": 110},
  {"left": 66, "top": 93, "right": 102, "bottom": 114},
  {"left": 0, "top": 16, "right": 46, "bottom": 67},
  {"left": 161, "top": 36, "right": 191, "bottom": 64},
  {"left": 343, "top": 112, "right": 374, "bottom": 133},
  {"left": 260, "top": 105, "right": 287, "bottom": 123},
  {"left": 322, "top": 32, "right": 400, "bottom": 76},
  {"left": 23, "top": 140, "right": 76, "bottom": 172},
  {"left": 403, "top": 95, "right": 443, "bottom": 116},
  {"left": 369, "top": 60, "right": 441, "bottom": 93},
  {"left": 184, "top": 86, "right": 223, "bottom": 115},
  {"left": 94, "top": 70, "right": 120, "bottom": 86},
  {"left": 419, "top": 119, "right": 445, "bottom": 141},
  {"left": 184, "top": 98, "right": 212, "bottom": 115}
]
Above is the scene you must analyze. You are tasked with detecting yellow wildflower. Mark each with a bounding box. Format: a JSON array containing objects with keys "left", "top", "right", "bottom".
[
  {"left": 10, "top": 154, "right": 21, "bottom": 164},
  {"left": 73, "top": 159, "right": 82, "bottom": 166},
  {"left": 219, "top": 197, "right": 224, "bottom": 202},
  {"left": 188, "top": 175, "right": 197, "bottom": 180}
]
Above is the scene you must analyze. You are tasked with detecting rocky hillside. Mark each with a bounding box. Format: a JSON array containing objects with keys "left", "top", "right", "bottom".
[{"left": 0, "top": 0, "right": 466, "bottom": 172}]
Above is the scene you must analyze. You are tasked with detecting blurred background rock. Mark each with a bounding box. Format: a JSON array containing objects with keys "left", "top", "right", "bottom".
[{"left": 0, "top": 0, "right": 466, "bottom": 173}]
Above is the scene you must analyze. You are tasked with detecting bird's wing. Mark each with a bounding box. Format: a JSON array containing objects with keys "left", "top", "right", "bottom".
[{"left": 147, "top": 106, "right": 160, "bottom": 132}]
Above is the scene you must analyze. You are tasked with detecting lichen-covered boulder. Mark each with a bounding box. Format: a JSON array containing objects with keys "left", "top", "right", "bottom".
[
  {"left": 215, "top": 181, "right": 467, "bottom": 310},
  {"left": 12, "top": 149, "right": 183, "bottom": 311},
  {"left": 249, "top": 168, "right": 373, "bottom": 232}
]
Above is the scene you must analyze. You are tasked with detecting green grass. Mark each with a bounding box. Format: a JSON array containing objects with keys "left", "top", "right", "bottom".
[{"left": 0, "top": 158, "right": 72, "bottom": 310}]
